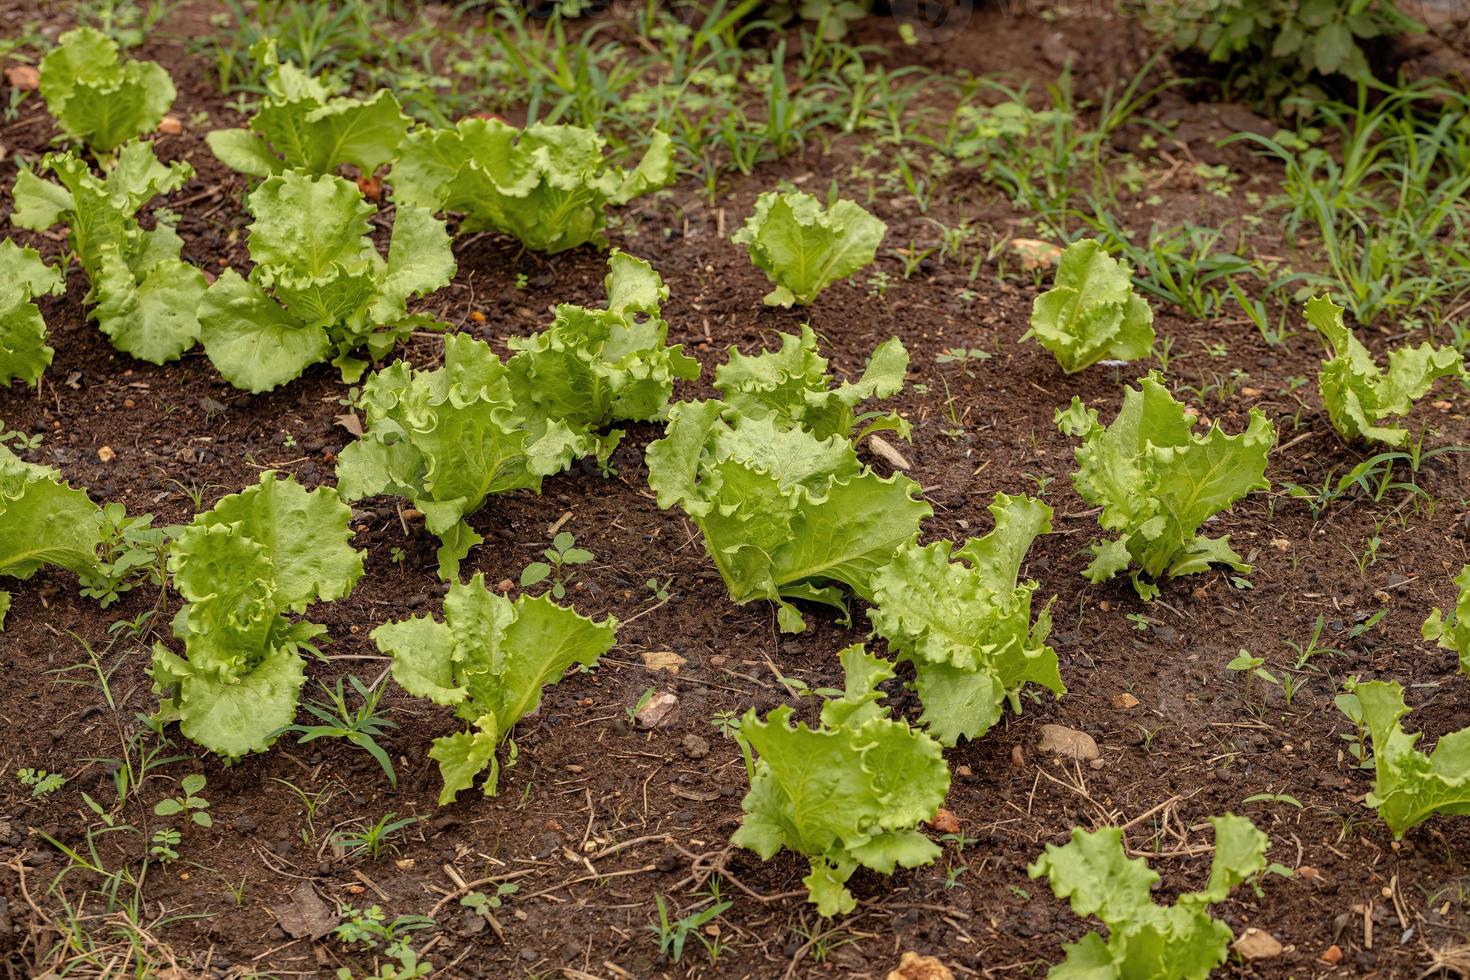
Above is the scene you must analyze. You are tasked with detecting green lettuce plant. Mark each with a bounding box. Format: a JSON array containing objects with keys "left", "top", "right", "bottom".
[
  {"left": 1424, "top": 564, "right": 1470, "bottom": 675},
  {"left": 149, "top": 473, "right": 364, "bottom": 760},
  {"left": 0, "top": 241, "right": 65, "bottom": 388},
  {"left": 645, "top": 400, "right": 931, "bottom": 632},
  {"left": 39, "top": 27, "right": 175, "bottom": 153},
  {"left": 198, "top": 169, "right": 454, "bottom": 391},
  {"left": 733, "top": 645, "right": 949, "bottom": 916},
  {"left": 10, "top": 142, "right": 205, "bottom": 364},
  {"left": 732, "top": 189, "right": 885, "bottom": 307},
  {"left": 1340, "top": 678, "right": 1470, "bottom": 837},
  {"left": 1308, "top": 295, "right": 1466, "bottom": 447},
  {"left": 374, "top": 573, "right": 616, "bottom": 804},
  {"left": 0, "top": 445, "right": 103, "bottom": 631},
  {"left": 713, "top": 324, "right": 909, "bottom": 441},
  {"left": 336, "top": 334, "right": 589, "bottom": 580},
  {"left": 206, "top": 41, "right": 410, "bottom": 179},
  {"left": 1022, "top": 239, "right": 1154, "bottom": 374},
  {"left": 391, "top": 119, "right": 674, "bottom": 254},
  {"left": 1057, "top": 372, "right": 1274, "bottom": 599},
  {"left": 506, "top": 250, "right": 698, "bottom": 462},
  {"left": 868, "top": 493, "right": 1062, "bottom": 746},
  {"left": 1029, "top": 814, "right": 1270, "bottom": 978}
]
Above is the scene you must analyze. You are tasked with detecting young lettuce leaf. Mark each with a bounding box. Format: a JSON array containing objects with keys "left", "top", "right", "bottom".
[
  {"left": 1423, "top": 564, "right": 1470, "bottom": 676},
  {"left": 1309, "top": 294, "right": 1467, "bottom": 446},
  {"left": 391, "top": 119, "right": 675, "bottom": 254},
  {"left": 0, "top": 445, "right": 103, "bottom": 631},
  {"left": 1022, "top": 239, "right": 1154, "bottom": 374},
  {"left": 733, "top": 645, "right": 949, "bottom": 916},
  {"left": 645, "top": 400, "right": 931, "bottom": 633},
  {"left": 39, "top": 27, "right": 175, "bottom": 154},
  {"left": 1342, "top": 678, "right": 1470, "bottom": 838},
  {"left": 10, "top": 141, "right": 204, "bottom": 364},
  {"left": 336, "top": 334, "right": 590, "bottom": 580},
  {"left": 506, "top": 250, "right": 698, "bottom": 461},
  {"left": 0, "top": 241, "right": 65, "bottom": 388},
  {"left": 373, "top": 572, "right": 617, "bottom": 804},
  {"left": 1028, "top": 815, "right": 1270, "bottom": 979},
  {"left": 149, "top": 473, "right": 364, "bottom": 760},
  {"left": 868, "top": 493, "right": 1062, "bottom": 746},
  {"left": 1057, "top": 372, "right": 1274, "bottom": 599},
  {"left": 713, "top": 323, "right": 910, "bottom": 441},
  {"left": 198, "top": 169, "right": 454, "bottom": 390},
  {"left": 731, "top": 189, "right": 885, "bottom": 307},
  {"left": 206, "top": 40, "right": 410, "bottom": 179}
]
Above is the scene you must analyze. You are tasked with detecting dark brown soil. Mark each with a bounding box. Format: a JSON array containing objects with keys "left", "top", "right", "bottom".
[{"left": 3, "top": 2, "right": 1470, "bottom": 979}]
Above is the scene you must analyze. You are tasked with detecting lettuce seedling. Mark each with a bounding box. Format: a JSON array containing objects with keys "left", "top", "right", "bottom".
[
  {"left": 373, "top": 573, "right": 616, "bottom": 804},
  {"left": 149, "top": 473, "right": 364, "bottom": 759},
  {"left": 731, "top": 189, "right": 885, "bottom": 307},
  {"left": 391, "top": 119, "right": 675, "bottom": 254},
  {"left": 713, "top": 324, "right": 909, "bottom": 441},
  {"left": 1424, "top": 564, "right": 1470, "bottom": 675},
  {"left": 11, "top": 142, "right": 205, "bottom": 364},
  {"left": 1029, "top": 815, "right": 1270, "bottom": 979},
  {"left": 1309, "top": 295, "right": 1466, "bottom": 447},
  {"left": 0, "top": 241, "right": 65, "bottom": 388},
  {"left": 1, "top": 445, "right": 104, "bottom": 631},
  {"left": 733, "top": 645, "right": 949, "bottom": 917},
  {"left": 646, "top": 401, "right": 931, "bottom": 632},
  {"left": 506, "top": 250, "right": 698, "bottom": 462},
  {"left": 1022, "top": 239, "right": 1154, "bottom": 374},
  {"left": 1342, "top": 679, "right": 1470, "bottom": 837},
  {"left": 336, "top": 334, "right": 589, "bottom": 580},
  {"left": 206, "top": 41, "right": 410, "bottom": 179},
  {"left": 39, "top": 27, "right": 175, "bottom": 154},
  {"left": 1057, "top": 372, "right": 1274, "bottom": 599},
  {"left": 868, "top": 493, "right": 1062, "bottom": 746},
  {"left": 198, "top": 170, "right": 454, "bottom": 390}
]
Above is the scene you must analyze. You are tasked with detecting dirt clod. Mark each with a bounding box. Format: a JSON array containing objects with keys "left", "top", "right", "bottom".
[
  {"left": 887, "top": 951, "right": 955, "bottom": 980},
  {"left": 1037, "top": 724, "right": 1100, "bottom": 761}
]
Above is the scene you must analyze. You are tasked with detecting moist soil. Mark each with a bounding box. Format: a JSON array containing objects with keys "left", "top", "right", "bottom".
[{"left": 3, "top": 2, "right": 1470, "bottom": 978}]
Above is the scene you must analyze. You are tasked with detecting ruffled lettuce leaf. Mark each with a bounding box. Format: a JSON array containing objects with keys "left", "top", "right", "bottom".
[
  {"left": 731, "top": 190, "right": 885, "bottom": 307},
  {"left": 1056, "top": 371, "right": 1274, "bottom": 599},
  {"left": 868, "top": 493, "right": 1062, "bottom": 746},
  {"left": 1346, "top": 679, "right": 1470, "bottom": 838},
  {"left": 373, "top": 573, "right": 616, "bottom": 803},
  {"left": 1023, "top": 239, "right": 1154, "bottom": 374},
  {"left": 1424, "top": 564, "right": 1470, "bottom": 676},
  {"left": 39, "top": 27, "right": 174, "bottom": 153},
  {"left": 0, "top": 446, "right": 103, "bottom": 598},
  {"left": 0, "top": 240, "right": 65, "bottom": 388}
]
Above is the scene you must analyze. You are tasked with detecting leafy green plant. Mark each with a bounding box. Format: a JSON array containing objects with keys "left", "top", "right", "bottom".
[
  {"left": 649, "top": 894, "right": 733, "bottom": 963},
  {"left": 275, "top": 675, "right": 400, "bottom": 787},
  {"left": 372, "top": 573, "right": 617, "bottom": 804},
  {"left": 391, "top": 119, "right": 674, "bottom": 254},
  {"left": 713, "top": 324, "right": 909, "bottom": 441},
  {"left": 10, "top": 141, "right": 205, "bottom": 364},
  {"left": 645, "top": 400, "right": 930, "bottom": 632},
  {"left": 1424, "top": 565, "right": 1470, "bottom": 675},
  {"left": 868, "top": 493, "right": 1062, "bottom": 746},
  {"left": 1341, "top": 678, "right": 1470, "bottom": 837},
  {"left": 149, "top": 827, "right": 180, "bottom": 862},
  {"left": 520, "top": 531, "right": 594, "bottom": 601},
  {"left": 731, "top": 189, "right": 885, "bottom": 307},
  {"left": 78, "top": 502, "right": 167, "bottom": 608},
  {"left": 0, "top": 240, "right": 64, "bottom": 388},
  {"left": 17, "top": 767, "right": 67, "bottom": 798},
  {"left": 334, "top": 904, "right": 435, "bottom": 951},
  {"left": 334, "top": 812, "right": 421, "bottom": 861},
  {"left": 1028, "top": 815, "right": 1270, "bottom": 978},
  {"left": 1056, "top": 372, "right": 1275, "bottom": 599},
  {"left": 506, "top": 250, "right": 699, "bottom": 462},
  {"left": 732, "top": 645, "right": 949, "bottom": 916},
  {"left": 149, "top": 472, "right": 365, "bottom": 759},
  {"left": 198, "top": 170, "right": 454, "bottom": 391},
  {"left": 1022, "top": 239, "right": 1154, "bottom": 374},
  {"left": 1308, "top": 295, "right": 1466, "bottom": 447},
  {"left": 336, "top": 334, "right": 589, "bottom": 580},
  {"left": 39, "top": 27, "right": 174, "bottom": 153},
  {"left": 152, "top": 773, "right": 211, "bottom": 827},
  {"left": 1, "top": 444, "right": 104, "bottom": 631},
  {"left": 206, "top": 40, "right": 409, "bottom": 179}
]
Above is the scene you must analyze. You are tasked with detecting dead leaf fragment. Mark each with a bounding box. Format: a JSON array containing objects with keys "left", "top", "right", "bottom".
[
  {"left": 1320, "top": 944, "right": 1343, "bottom": 965},
  {"left": 1233, "top": 928, "right": 1283, "bottom": 961},
  {"left": 272, "top": 881, "right": 337, "bottom": 940},
  {"left": 669, "top": 785, "right": 720, "bottom": 802},
  {"left": 867, "top": 434, "right": 912, "bottom": 470},
  {"left": 641, "top": 650, "right": 686, "bottom": 674},
  {"left": 928, "top": 808, "right": 961, "bottom": 834},
  {"left": 887, "top": 951, "right": 954, "bottom": 980},
  {"left": 4, "top": 65, "right": 38, "bottom": 91},
  {"left": 1270, "top": 537, "right": 1291, "bottom": 552},
  {"left": 1009, "top": 238, "right": 1061, "bottom": 270},
  {"left": 334, "top": 412, "right": 364, "bottom": 437},
  {"left": 1111, "top": 692, "right": 1139, "bottom": 710},
  {"left": 635, "top": 692, "right": 678, "bottom": 729},
  {"left": 1037, "top": 724, "right": 1100, "bottom": 761}
]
